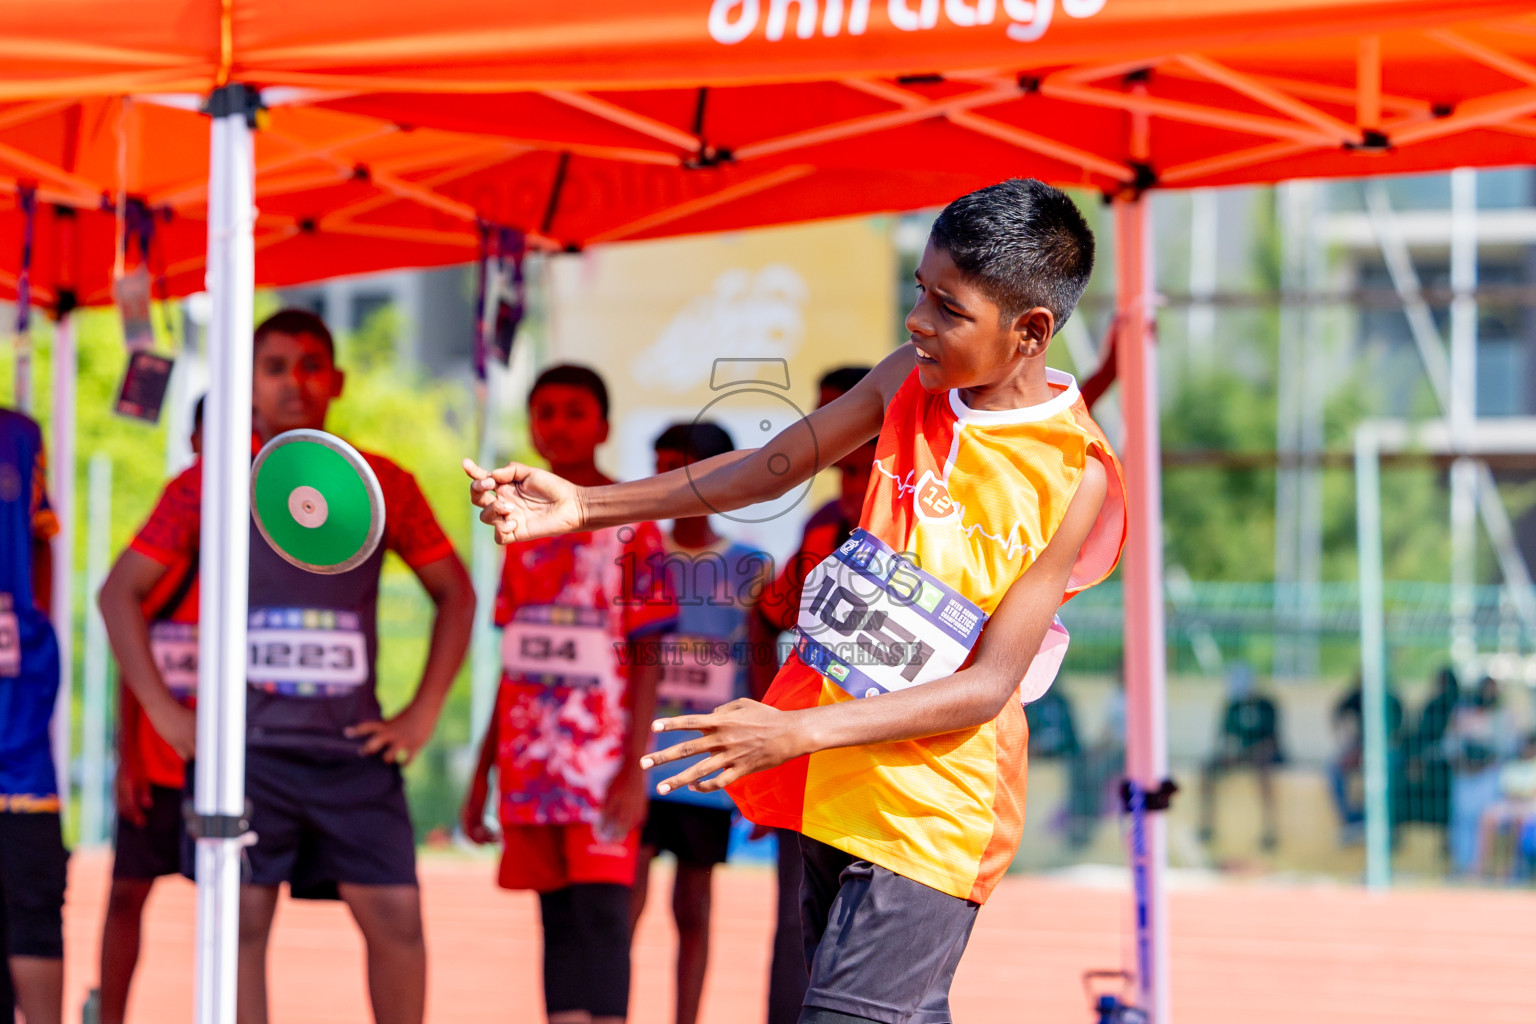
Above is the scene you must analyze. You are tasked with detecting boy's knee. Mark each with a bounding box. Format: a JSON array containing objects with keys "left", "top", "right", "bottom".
[
  {"left": 671, "top": 877, "right": 712, "bottom": 935},
  {"left": 346, "top": 885, "right": 426, "bottom": 949},
  {"left": 105, "top": 880, "right": 153, "bottom": 919}
]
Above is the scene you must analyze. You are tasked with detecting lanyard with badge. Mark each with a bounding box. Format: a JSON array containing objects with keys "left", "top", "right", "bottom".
[
  {"left": 502, "top": 604, "right": 618, "bottom": 689},
  {"left": 794, "top": 529, "right": 1069, "bottom": 703},
  {"left": 0, "top": 593, "right": 19, "bottom": 679}
]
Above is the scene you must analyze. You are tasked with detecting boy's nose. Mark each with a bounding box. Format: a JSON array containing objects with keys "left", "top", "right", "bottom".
[{"left": 905, "top": 306, "right": 932, "bottom": 336}]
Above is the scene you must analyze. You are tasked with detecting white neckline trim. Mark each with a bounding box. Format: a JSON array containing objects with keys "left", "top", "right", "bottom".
[{"left": 947, "top": 368, "right": 1080, "bottom": 425}]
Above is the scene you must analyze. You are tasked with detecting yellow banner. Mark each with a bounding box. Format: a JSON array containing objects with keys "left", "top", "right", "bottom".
[{"left": 549, "top": 217, "right": 895, "bottom": 560}]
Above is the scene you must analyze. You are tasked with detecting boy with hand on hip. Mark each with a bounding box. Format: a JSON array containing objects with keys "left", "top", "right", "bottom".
[
  {"left": 461, "top": 365, "right": 674, "bottom": 1024},
  {"left": 100, "top": 311, "right": 475, "bottom": 1024},
  {"left": 98, "top": 396, "right": 203, "bottom": 1024},
  {"left": 467, "top": 180, "right": 1126, "bottom": 1024}
]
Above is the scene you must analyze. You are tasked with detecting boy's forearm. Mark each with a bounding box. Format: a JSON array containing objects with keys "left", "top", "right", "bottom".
[
  {"left": 787, "top": 666, "right": 1014, "bottom": 756},
  {"left": 581, "top": 449, "right": 765, "bottom": 530},
  {"left": 100, "top": 578, "right": 180, "bottom": 722},
  {"left": 471, "top": 708, "right": 498, "bottom": 782},
  {"left": 409, "top": 577, "right": 476, "bottom": 721},
  {"left": 626, "top": 646, "right": 663, "bottom": 760}
]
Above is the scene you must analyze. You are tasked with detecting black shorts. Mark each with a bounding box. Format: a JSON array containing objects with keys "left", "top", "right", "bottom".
[
  {"left": 0, "top": 811, "right": 68, "bottom": 958},
  {"left": 113, "top": 785, "right": 184, "bottom": 881},
  {"left": 798, "top": 835, "right": 978, "bottom": 1024},
  {"left": 183, "top": 749, "right": 416, "bottom": 897},
  {"left": 640, "top": 801, "right": 733, "bottom": 867}
]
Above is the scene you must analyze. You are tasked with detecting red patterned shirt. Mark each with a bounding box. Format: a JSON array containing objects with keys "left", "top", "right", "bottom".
[{"left": 493, "top": 522, "right": 676, "bottom": 825}]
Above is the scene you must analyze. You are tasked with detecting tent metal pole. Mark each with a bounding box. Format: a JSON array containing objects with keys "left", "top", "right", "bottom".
[
  {"left": 49, "top": 313, "right": 75, "bottom": 831},
  {"left": 81, "top": 451, "right": 112, "bottom": 845},
  {"left": 1115, "top": 193, "right": 1171, "bottom": 1024},
  {"left": 194, "top": 85, "right": 257, "bottom": 1024},
  {"left": 1449, "top": 168, "right": 1478, "bottom": 670},
  {"left": 1354, "top": 424, "right": 1390, "bottom": 889}
]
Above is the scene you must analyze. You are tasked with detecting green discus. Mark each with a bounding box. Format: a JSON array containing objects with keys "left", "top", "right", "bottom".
[{"left": 250, "top": 429, "right": 384, "bottom": 575}]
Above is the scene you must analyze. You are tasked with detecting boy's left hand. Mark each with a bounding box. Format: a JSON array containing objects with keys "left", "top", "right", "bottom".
[
  {"left": 349, "top": 701, "right": 438, "bottom": 765},
  {"left": 643, "top": 699, "right": 806, "bottom": 794}
]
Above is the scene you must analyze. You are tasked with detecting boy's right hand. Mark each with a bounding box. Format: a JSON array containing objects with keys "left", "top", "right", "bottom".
[
  {"left": 463, "top": 459, "right": 585, "bottom": 545},
  {"left": 115, "top": 765, "right": 153, "bottom": 827},
  {"left": 460, "top": 783, "right": 496, "bottom": 845},
  {"left": 148, "top": 702, "right": 197, "bottom": 763}
]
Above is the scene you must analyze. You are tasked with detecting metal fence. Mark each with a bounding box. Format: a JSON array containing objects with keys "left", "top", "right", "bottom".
[{"left": 367, "top": 576, "right": 1536, "bottom": 885}]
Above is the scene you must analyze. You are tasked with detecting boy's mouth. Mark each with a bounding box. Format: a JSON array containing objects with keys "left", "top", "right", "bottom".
[{"left": 913, "top": 348, "right": 939, "bottom": 365}]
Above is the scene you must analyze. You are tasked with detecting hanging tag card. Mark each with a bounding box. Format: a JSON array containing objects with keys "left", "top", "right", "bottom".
[
  {"left": 114, "top": 266, "right": 155, "bottom": 352},
  {"left": 114, "top": 350, "right": 175, "bottom": 423}
]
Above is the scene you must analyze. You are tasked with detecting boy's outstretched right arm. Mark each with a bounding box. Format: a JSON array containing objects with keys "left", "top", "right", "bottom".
[{"left": 466, "top": 345, "right": 916, "bottom": 545}]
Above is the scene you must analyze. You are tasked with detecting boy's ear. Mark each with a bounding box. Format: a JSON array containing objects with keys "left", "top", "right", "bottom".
[
  {"left": 330, "top": 368, "right": 346, "bottom": 400},
  {"left": 597, "top": 418, "right": 611, "bottom": 446},
  {"left": 1014, "top": 307, "right": 1055, "bottom": 359}
]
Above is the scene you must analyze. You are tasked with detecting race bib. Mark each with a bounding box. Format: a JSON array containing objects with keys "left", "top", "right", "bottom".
[
  {"left": 795, "top": 529, "right": 1069, "bottom": 702},
  {"left": 796, "top": 530, "right": 984, "bottom": 699},
  {"left": 0, "top": 593, "right": 18, "bottom": 679},
  {"left": 657, "top": 634, "right": 737, "bottom": 711},
  {"left": 502, "top": 605, "right": 616, "bottom": 689},
  {"left": 247, "top": 607, "right": 369, "bottom": 697},
  {"left": 150, "top": 621, "right": 198, "bottom": 698}
]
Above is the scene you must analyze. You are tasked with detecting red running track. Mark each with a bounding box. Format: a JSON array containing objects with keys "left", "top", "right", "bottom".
[{"left": 67, "top": 850, "right": 1536, "bottom": 1023}]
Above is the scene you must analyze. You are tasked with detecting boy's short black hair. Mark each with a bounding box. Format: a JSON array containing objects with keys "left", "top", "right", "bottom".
[
  {"left": 254, "top": 308, "right": 335, "bottom": 359},
  {"left": 529, "top": 364, "right": 610, "bottom": 419},
  {"left": 192, "top": 395, "right": 205, "bottom": 431},
  {"left": 928, "top": 178, "right": 1095, "bottom": 332},
  {"left": 817, "top": 366, "right": 872, "bottom": 397},
  {"left": 654, "top": 421, "right": 735, "bottom": 463}
]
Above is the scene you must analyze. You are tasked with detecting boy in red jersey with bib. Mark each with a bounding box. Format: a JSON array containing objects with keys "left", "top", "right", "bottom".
[
  {"left": 468, "top": 180, "right": 1126, "bottom": 1024},
  {"left": 461, "top": 365, "right": 673, "bottom": 1024},
  {"left": 101, "top": 311, "right": 475, "bottom": 1024}
]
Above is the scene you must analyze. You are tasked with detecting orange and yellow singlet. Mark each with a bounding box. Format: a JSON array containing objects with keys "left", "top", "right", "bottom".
[{"left": 730, "top": 367, "right": 1126, "bottom": 903}]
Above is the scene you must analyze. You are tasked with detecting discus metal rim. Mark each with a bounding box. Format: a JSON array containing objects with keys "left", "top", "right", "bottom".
[{"left": 250, "top": 428, "right": 385, "bottom": 575}]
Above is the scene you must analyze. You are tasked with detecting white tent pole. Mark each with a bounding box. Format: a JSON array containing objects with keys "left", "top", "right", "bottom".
[
  {"left": 81, "top": 451, "right": 112, "bottom": 845},
  {"left": 469, "top": 256, "right": 501, "bottom": 745},
  {"left": 1115, "top": 192, "right": 1171, "bottom": 1024},
  {"left": 194, "top": 84, "right": 257, "bottom": 1024},
  {"left": 49, "top": 314, "right": 76, "bottom": 830}
]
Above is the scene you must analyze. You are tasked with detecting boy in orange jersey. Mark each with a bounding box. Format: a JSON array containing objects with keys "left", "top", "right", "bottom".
[{"left": 467, "top": 179, "right": 1126, "bottom": 1024}]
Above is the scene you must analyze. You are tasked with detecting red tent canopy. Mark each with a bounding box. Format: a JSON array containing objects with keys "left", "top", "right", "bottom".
[{"left": 5, "top": 1, "right": 1536, "bottom": 305}]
